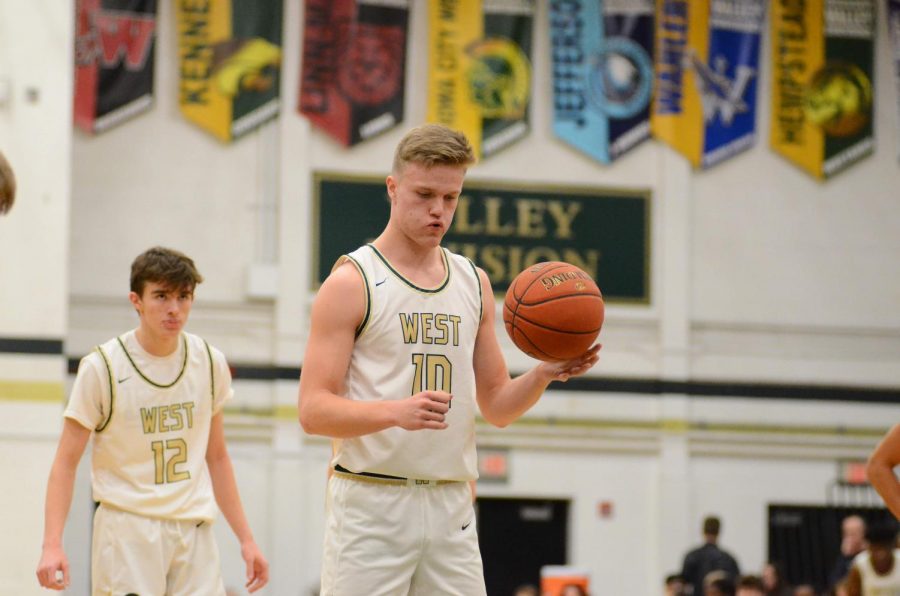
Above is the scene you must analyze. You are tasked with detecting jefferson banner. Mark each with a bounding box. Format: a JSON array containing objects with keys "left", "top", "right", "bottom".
[
  {"left": 299, "top": 0, "right": 409, "bottom": 146},
  {"left": 551, "top": 0, "right": 654, "bottom": 164},
  {"left": 770, "top": 0, "right": 875, "bottom": 179},
  {"left": 74, "top": 0, "right": 158, "bottom": 134},
  {"left": 427, "top": 0, "right": 534, "bottom": 159},
  {"left": 651, "top": 0, "right": 765, "bottom": 169},
  {"left": 177, "top": 0, "right": 283, "bottom": 142}
]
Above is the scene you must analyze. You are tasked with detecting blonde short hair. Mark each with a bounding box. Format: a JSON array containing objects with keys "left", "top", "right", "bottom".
[{"left": 392, "top": 124, "right": 476, "bottom": 175}]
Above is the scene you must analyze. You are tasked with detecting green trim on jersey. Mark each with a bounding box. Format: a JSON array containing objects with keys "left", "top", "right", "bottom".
[
  {"left": 345, "top": 255, "right": 372, "bottom": 338},
  {"left": 203, "top": 339, "right": 215, "bottom": 407},
  {"left": 116, "top": 334, "right": 189, "bottom": 389},
  {"left": 366, "top": 244, "right": 451, "bottom": 294},
  {"left": 465, "top": 257, "right": 483, "bottom": 323},
  {"left": 94, "top": 346, "right": 115, "bottom": 432}
]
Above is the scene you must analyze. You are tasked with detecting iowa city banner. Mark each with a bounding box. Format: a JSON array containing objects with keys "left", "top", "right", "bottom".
[
  {"left": 299, "top": 0, "right": 410, "bottom": 147},
  {"left": 651, "top": 0, "right": 765, "bottom": 169},
  {"left": 427, "top": 0, "right": 534, "bottom": 159},
  {"left": 770, "top": 0, "right": 875, "bottom": 179},
  {"left": 177, "top": 0, "right": 283, "bottom": 142},
  {"left": 550, "top": 0, "right": 655, "bottom": 164},
  {"left": 74, "top": 0, "right": 158, "bottom": 134}
]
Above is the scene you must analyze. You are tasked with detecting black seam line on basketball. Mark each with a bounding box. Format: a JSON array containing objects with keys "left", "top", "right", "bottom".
[
  {"left": 504, "top": 305, "right": 601, "bottom": 334},
  {"left": 512, "top": 325, "right": 557, "bottom": 360},
  {"left": 94, "top": 345, "right": 115, "bottom": 433},
  {"left": 514, "top": 262, "right": 570, "bottom": 301},
  {"left": 366, "top": 243, "right": 451, "bottom": 294},
  {"left": 515, "top": 291, "right": 602, "bottom": 307},
  {"left": 345, "top": 255, "right": 371, "bottom": 338},
  {"left": 117, "top": 334, "right": 189, "bottom": 389}
]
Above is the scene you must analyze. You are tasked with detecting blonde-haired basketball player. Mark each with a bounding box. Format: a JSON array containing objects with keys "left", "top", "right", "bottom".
[
  {"left": 36, "top": 247, "right": 268, "bottom": 594},
  {"left": 298, "top": 124, "right": 600, "bottom": 595}
]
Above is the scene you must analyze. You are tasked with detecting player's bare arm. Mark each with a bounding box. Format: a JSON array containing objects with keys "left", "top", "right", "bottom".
[
  {"left": 298, "top": 261, "right": 451, "bottom": 438},
  {"left": 36, "top": 419, "right": 91, "bottom": 591},
  {"left": 473, "top": 268, "right": 600, "bottom": 428},
  {"left": 206, "top": 413, "right": 269, "bottom": 592},
  {"left": 867, "top": 423, "right": 900, "bottom": 519}
]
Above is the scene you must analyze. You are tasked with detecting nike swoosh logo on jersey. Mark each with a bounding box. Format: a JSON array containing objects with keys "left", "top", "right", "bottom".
[
  {"left": 375, "top": 279, "right": 387, "bottom": 287},
  {"left": 462, "top": 521, "right": 471, "bottom": 531},
  {"left": 117, "top": 376, "right": 131, "bottom": 384}
]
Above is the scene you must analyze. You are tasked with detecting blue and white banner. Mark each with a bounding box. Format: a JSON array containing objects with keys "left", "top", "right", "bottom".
[
  {"left": 890, "top": 0, "right": 900, "bottom": 160},
  {"left": 551, "top": 0, "right": 654, "bottom": 164}
]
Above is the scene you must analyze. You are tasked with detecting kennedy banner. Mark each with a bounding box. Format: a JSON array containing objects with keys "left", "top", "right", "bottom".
[
  {"left": 177, "top": 0, "right": 283, "bottom": 142},
  {"left": 74, "top": 0, "right": 158, "bottom": 134},
  {"left": 889, "top": 0, "right": 900, "bottom": 160},
  {"left": 770, "top": 0, "right": 875, "bottom": 179},
  {"left": 551, "top": 0, "right": 654, "bottom": 164},
  {"left": 651, "top": 0, "right": 765, "bottom": 168},
  {"left": 313, "top": 173, "right": 650, "bottom": 304},
  {"left": 299, "top": 0, "right": 409, "bottom": 146},
  {"left": 427, "top": 0, "right": 534, "bottom": 159}
]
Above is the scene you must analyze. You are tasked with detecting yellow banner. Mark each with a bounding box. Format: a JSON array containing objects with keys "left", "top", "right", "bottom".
[
  {"left": 769, "top": 0, "right": 825, "bottom": 178},
  {"left": 650, "top": 0, "right": 709, "bottom": 167},
  {"left": 427, "top": 0, "right": 484, "bottom": 156}
]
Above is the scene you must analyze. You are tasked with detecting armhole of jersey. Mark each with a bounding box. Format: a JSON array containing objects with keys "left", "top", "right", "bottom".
[
  {"left": 203, "top": 339, "right": 215, "bottom": 408},
  {"left": 94, "top": 346, "right": 115, "bottom": 432},
  {"left": 465, "top": 257, "right": 484, "bottom": 323},
  {"left": 343, "top": 255, "right": 372, "bottom": 339}
]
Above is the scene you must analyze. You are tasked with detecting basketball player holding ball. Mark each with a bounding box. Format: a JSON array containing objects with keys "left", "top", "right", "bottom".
[{"left": 298, "top": 123, "right": 600, "bottom": 595}]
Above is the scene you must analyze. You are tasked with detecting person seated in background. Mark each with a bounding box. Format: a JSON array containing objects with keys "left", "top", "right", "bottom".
[
  {"left": 513, "top": 584, "right": 539, "bottom": 596},
  {"left": 844, "top": 521, "right": 900, "bottom": 596},
  {"left": 736, "top": 575, "right": 765, "bottom": 596},
  {"left": 681, "top": 516, "right": 741, "bottom": 595},
  {"left": 828, "top": 515, "right": 868, "bottom": 591},
  {"left": 762, "top": 561, "right": 793, "bottom": 596},
  {"left": 705, "top": 572, "right": 736, "bottom": 596},
  {"left": 792, "top": 585, "right": 816, "bottom": 596},
  {"left": 666, "top": 573, "right": 688, "bottom": 596}
]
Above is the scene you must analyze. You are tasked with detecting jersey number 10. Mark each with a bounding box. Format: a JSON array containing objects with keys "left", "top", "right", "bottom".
[{"left": 411, "top": 353, "right": 452, "bottom": 397}]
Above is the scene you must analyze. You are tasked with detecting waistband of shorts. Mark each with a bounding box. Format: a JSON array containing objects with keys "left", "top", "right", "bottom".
[{"left": 333, "top": 464, "right": 461, "bottom": 487}]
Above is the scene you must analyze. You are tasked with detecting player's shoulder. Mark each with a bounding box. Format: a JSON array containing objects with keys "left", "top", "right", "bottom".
[{"left": 183, "top": 332, "right": 226, "bottom": 362}]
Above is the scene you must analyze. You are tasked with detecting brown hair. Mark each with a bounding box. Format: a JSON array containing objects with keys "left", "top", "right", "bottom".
[
  {"left": 391, "top": 124, "right": 476, "bottom": 175},
  {"left": 130, "top": 246, "right": 203, "bottom": 296},
  {"left": 0, "top": 150, "right": 16, "bottom": 215}
]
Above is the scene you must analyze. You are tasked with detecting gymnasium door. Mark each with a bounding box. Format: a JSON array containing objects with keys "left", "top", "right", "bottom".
[{"left": 476, "top": 497, "right": 569, "bottom": 596}]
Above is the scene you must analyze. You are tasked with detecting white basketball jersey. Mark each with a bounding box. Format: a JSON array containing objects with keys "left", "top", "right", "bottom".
[
  {"left": 65, "top": 330, "right": 231, "bottom": 522},
  {"left": 855, "top": 550, "right": 900, "bottom": 596},
  {"left": 332, "top": 244, "right": 483, "bottom": 481}
]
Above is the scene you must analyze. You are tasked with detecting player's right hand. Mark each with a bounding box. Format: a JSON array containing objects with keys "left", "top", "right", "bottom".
[
  {"left": 36, "top": 545, "right": 69, "bottom": 591},
  {"left": 394, "top": 391, "right": 452, "bottom": 430}
]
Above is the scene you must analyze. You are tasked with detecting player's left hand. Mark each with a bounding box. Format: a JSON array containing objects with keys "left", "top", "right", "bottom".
[
  {"left": 539, "top": 344, "right": 601, "bottom": 382},
  {"left": 241, "top": 540, "right": 269, "bottom": 593}
]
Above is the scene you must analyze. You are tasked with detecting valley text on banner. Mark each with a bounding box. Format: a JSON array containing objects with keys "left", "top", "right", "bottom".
[
  {"left": 551, "top": 0, "right": 654, "bottom": 164},
  {"left": 889, "top": 0, "right": 900, "bottom": 161},
  {"left": 770, "top": 0, "right": 875, "bottom": 179},
  {"left": 299, "top": 0, "right": 410, "bottom": 147},
  {"left": 74, "top": 0, "right": 158, "bottom": 134},
  {"left": 177, "top": 0, "right": 283, "bottom": 142},
  {"left": 651, "top": 0, "right": 765, "bottom": 169},
  {"left": 428, "top": 0, "right": 534, "bottom": 159}
]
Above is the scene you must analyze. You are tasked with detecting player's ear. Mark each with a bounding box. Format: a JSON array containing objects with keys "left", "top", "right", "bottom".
[
  {"left": 386, "top": 175, "right": 397, "bottom": 201},
  {"left": 128, "top": 291, "right": 142, "bottom": 314}
]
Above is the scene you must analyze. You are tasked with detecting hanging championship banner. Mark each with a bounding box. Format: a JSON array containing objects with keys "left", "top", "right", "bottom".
[
  {"left": 177, "top": 0, "right": 283, "bottom": 142},
  {"left": 770, "top": 0, "right": 875, "bottom": 179},
  {"left": 551, "top": 0, "right": 654, "bottom": 164},
  {"left": 651, "top": 0, "right": 765, "bottom": 169},
  {"left": 299, "top": 0, "right": 409, "bottom": 146},
  {"left": 74, "top": 0, "right": 158, "bottom": 134},
  {"left": 889, "top": 0, "right": 900, "bottom": 161},
  {"left": 427, "top": 0, "right": 534, "bottom": 159}
]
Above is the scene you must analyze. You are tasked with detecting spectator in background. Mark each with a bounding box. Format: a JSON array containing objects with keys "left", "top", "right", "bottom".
[
  {"left": 681, "top": 516, "right": 741, "bottom": 595},
  {"left": 705, "top": 573, "right": 736, "bottom": 596},
  {"left": 513, "top": 584, "right": 539, "bottom": 596},
  {"left": 560, "top": 584, "right": 588, "bottom": 596},
  {"left": 828, "top": 515, "right": 867, "bottom": 591},
  {"left": 792, "top": 585, "right": 815, "bottom": 596},
  {"left": 736, "top": 575, "right": 765, "bottom": 596},
  {"left": 666, "top": 573, "right": 688, "bottom": 596},
  {"left": 762, "top": 561, "right": 793, "bottom": 596},
  {"left": 845, "top": 521, "right": 900, "bottom": 596}
]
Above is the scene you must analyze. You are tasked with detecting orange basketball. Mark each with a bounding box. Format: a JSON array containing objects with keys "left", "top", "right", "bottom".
[{"left": 503, "top": 262, "right": 604, "bottom": 361}]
